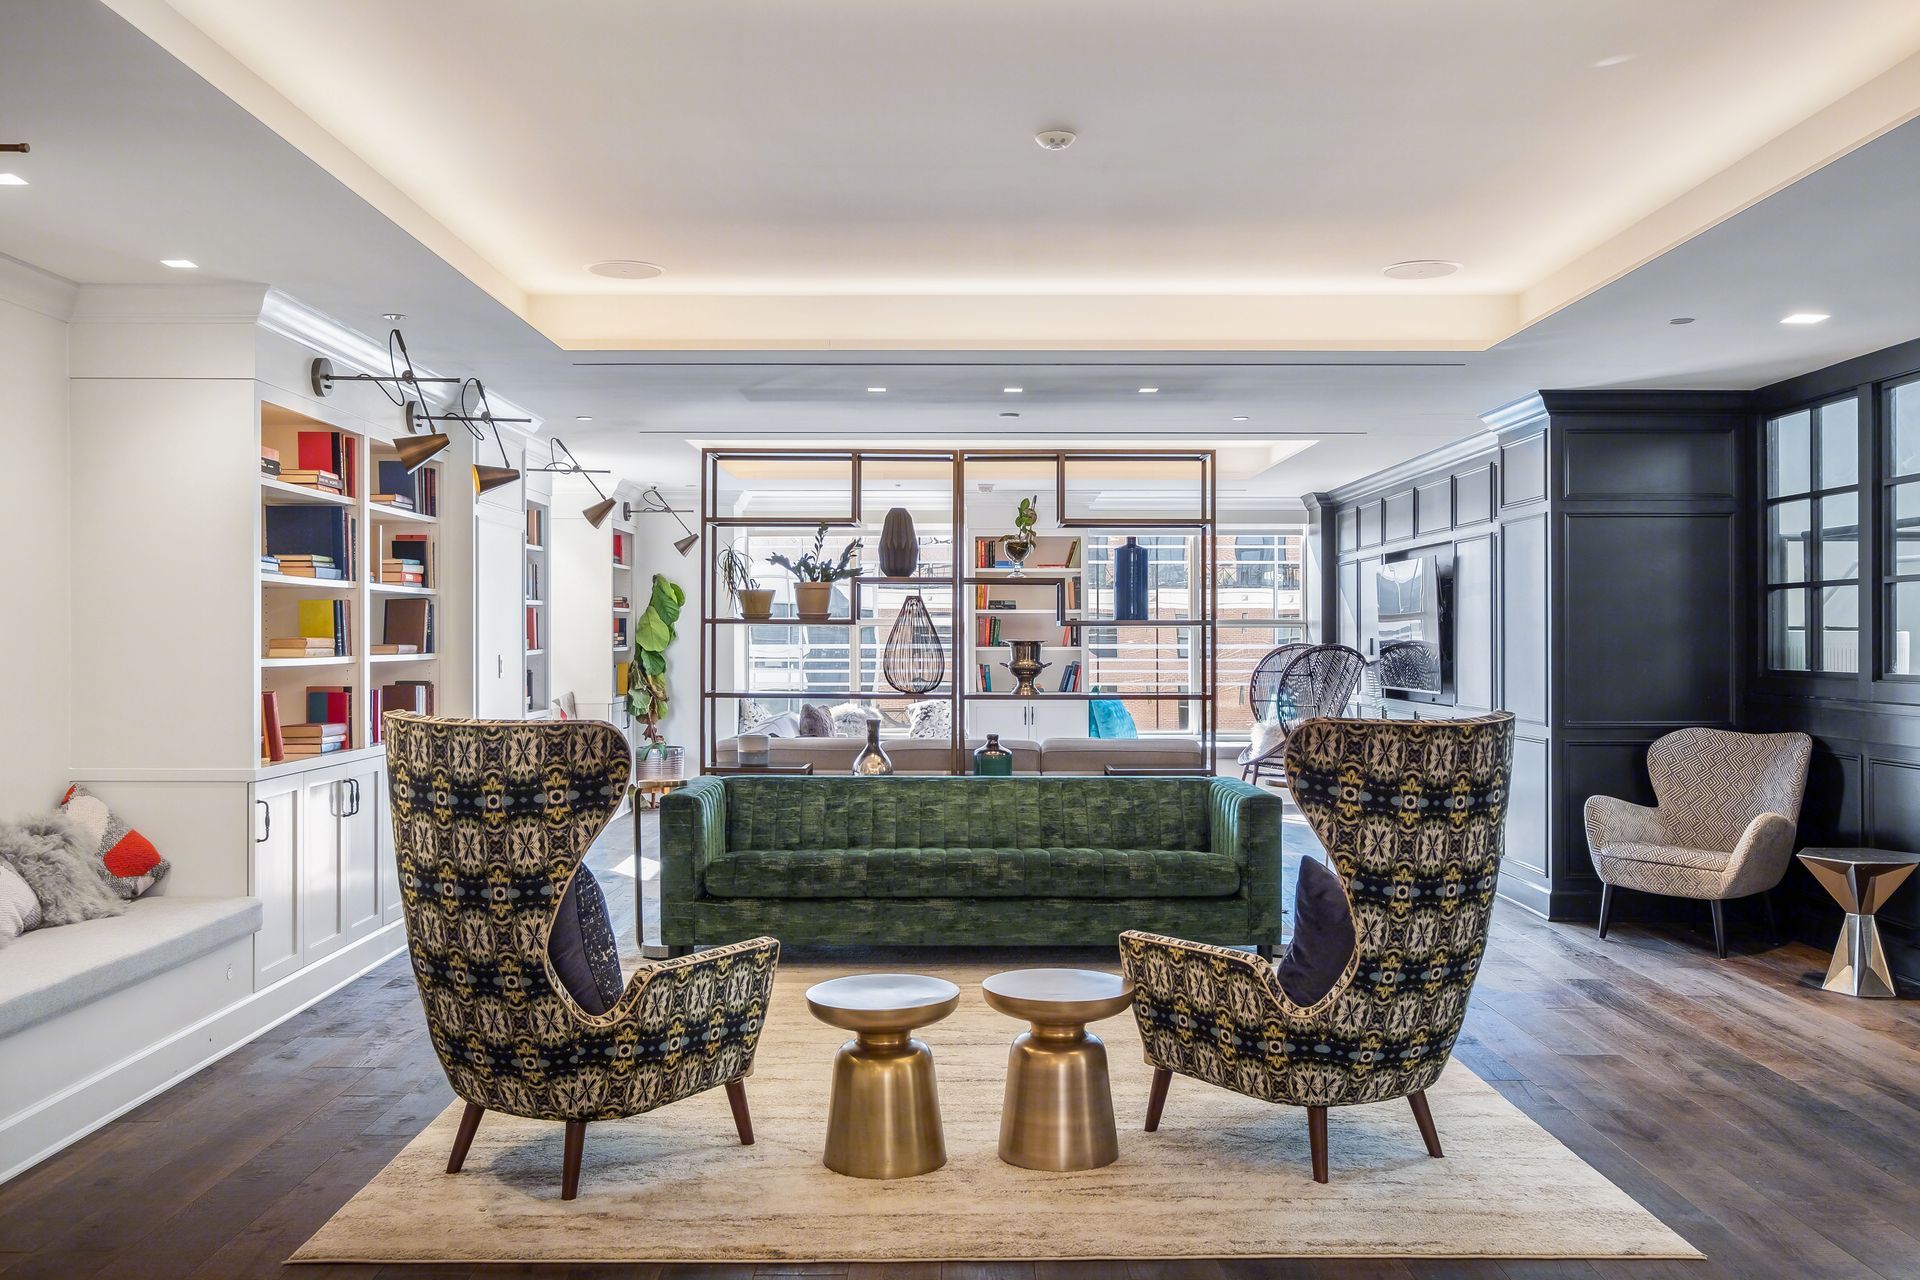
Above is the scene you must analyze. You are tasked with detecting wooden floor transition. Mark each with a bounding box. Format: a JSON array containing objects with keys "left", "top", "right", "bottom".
[{"left": 3, "top": 812, "right": 1919, "bottom": 1279}]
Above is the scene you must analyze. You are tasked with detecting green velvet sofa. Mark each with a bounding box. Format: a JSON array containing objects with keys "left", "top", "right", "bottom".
[{"left": 657, "top": 775, "right": 1284, "bottom": 950}]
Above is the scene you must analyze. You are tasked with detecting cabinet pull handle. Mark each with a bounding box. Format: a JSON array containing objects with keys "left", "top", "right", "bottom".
[
  {"left": 348, "top": 777, "right": 362, "bottom": 817},
  {"left": 256, "top": 798, "right": 271, "bottom": 843}
]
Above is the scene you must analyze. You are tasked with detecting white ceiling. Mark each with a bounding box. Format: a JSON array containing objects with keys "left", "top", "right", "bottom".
[
  {"left": 97, "top": 0, "right": 1920, "bottom": 349},
  {"left": 4, "top": 2, "right": 1920, "bottom": 502}
]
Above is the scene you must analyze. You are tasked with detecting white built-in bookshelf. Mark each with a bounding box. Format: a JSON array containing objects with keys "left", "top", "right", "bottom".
[
  {"left": 524, "top": 499, "right": 549, "bottom": 714},
  {"left": 256, "top": 403, "right": 444, "bottom": 771},
  {"left": 967, "top": 532, "right": 1089, "bottom": 739}
]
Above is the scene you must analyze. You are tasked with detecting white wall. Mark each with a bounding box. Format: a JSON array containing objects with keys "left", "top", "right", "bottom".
[
  {"left": 624, "top": 489, "right": 703, "bottom": 757},
  {"left": 0, "top": 262, "right": 76, "bottom": 815}
]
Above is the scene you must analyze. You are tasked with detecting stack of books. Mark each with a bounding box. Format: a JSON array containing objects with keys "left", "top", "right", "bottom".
[
  {"left": 279, "top": 467, "right": 344, "bottom": 493},
  {"left": 380, "top": 558, "right": 425, "bottom": 586},
  {"left": 282, "top": 722, "right": 348, "bottom": 758},
  {"left": 260, "top": 554, "right": 281, "bottom": 573},
  {"left": 273, "top": 554, "right": 343, "bottom": 580},
  {"left": 370, "top": 643, "right": 419, "bottom": 655},
  {"left": 260, "top": 447, "right": 281, "bottom": 478},
  {"left": 266, "top": 638, "right": 335, "bottom": 659}
]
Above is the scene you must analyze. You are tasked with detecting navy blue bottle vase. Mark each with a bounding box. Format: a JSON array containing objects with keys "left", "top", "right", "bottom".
[{"left": 1113, "top": 536, "right": 1148, "bottom": 620}]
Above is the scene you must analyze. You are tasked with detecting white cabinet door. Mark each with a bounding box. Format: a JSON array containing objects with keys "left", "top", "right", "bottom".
[
  {"left": 250, "top": 778, "right": 302, "bottom": 986},
  {"left": 475, "top": 508, "right": 525, "bottom": 719},
  {"left": 373, "top": 759, "right": 402, "bottom": 926},
  {"left": 337, "top": 761, "right": 383, "bottom": 942},
  {"left": 301, "top": 771, "right": 350, "bottom": 964}
]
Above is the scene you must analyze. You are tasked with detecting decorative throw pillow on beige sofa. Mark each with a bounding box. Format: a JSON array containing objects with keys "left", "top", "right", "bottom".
[{"left": 0, "top": 860, "right": 43, "bottom": 943}]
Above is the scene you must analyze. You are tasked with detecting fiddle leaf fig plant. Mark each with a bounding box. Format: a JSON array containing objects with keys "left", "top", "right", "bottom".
[{"left": 625, "top": 573, "right": 685, "bottom": 754}]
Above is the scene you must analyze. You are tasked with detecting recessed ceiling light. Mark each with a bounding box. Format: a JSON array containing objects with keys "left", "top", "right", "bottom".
[
  {"left": 1669, "top": 317, "right": 1696, "bottom": 325},
  {"left": 1003, "top": 387, "right": 1023, "bottom": 394},
  {"left": 1138, "top": 387, "right": 1159, "bottom": 394},
  {"left": 382, "top": 312, "right": 405, "bottom": 322},
  {"left": 1035, "top": 129, "right": 1076, "bottom": 151},
  {"left": 1592, "top": 53, "right": 1636, "bottom": 68},
  {"left": 0, "top": 173, "right": 27, "bottom": 186},
  {"left": 1231, "top": 415, "right": 1249, "bottom": 422},
  {"left": 1383, "top": 260, "right": 1460, "bottom": 280},
  {"left": 575, "top": 415, "right": 594, "bottom": 421},
  {"left": 587, "top": 259, "right": 664, "bottom": 280},
  {"left": 867, "top": 387, "right": 887, "bottom": 393},
  {"left": 1781, "top": 312, "right": 1830, "bottom": 325},
  {"left": 160, "top": 259, "right": 198, "bottom": 270}
]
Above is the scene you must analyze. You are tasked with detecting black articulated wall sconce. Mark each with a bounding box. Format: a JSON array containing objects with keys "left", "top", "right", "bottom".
[
  {"left": 310, "top": 329, "right": 459, "bottom": 473},
  {"left": 636, "top": 486, "right": 699, "bottom": 556},
  {"left": 532, "top": 439, "right": 622, "bottom": 527}
]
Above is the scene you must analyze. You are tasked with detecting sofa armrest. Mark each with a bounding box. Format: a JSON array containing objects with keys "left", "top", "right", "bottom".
[
  {"left": 659, "top": 777, "right": 727, "bottom": 946},
  {"left": 1210, "top": 777, "right": 1285, "bottom": 943}
]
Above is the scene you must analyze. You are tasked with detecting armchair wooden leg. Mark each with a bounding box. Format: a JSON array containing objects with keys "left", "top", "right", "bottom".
[
  {"left": 1256, "top": 943, "right": 1275, "bottom": 960},
  {"left": 665, "top": 945, "right": 691, "bottom": 959},
  {"left": 561, "top": 1119, "right": 587, "bottom": 1201},
  {"left": 1597, "top": 883, "right": 1614, "bottom": 940},
  {"left": 1307, "top": 1105, "right": 1329, "bottom": 1184},
  {"left": 1408, "top": 1090, "right": 1443, "bottom": 1159},
  {"left": 1144, "top": 1066, "right": 1172, "bottom": 1132},
  {"left": 1710, "top": 900, "right": 1728, "bottom": 959},
  {"left": 446, "top": 1101, "right": 484, "bottom": 1174},
  {"left": 725, "top": 1078, "right": 755, "bottom": 1146}
]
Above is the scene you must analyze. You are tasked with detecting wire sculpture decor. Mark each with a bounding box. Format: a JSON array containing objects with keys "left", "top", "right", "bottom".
[{"left": 882, "top": 595, "right": 945, "bottom": 695}]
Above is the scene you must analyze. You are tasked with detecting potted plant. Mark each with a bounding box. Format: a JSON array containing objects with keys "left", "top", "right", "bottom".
[
  {"left": 769, "top": 522, "right": 861, "bottom": 620},
  {"left": 717, "top": 545, "right": 772, "bottom": 620},
  {"left": 625, "top": 573, "right": 685, "bottom": 773},
  {"left": 1001, "top": 495, "right": 1039, "bottom": 576}
]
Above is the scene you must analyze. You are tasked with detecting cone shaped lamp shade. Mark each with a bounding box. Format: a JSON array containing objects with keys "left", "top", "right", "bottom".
[
  {"left": 583, "top": 496, "right": 618, "bottom": 528},
  {"left": 674, "top": 532, "right": 700, "bottom": 555},
  {"left": 473, "top": 464, "right": 519, "bottom": 496},
  {"left": 395, "top": 431, "right": 452, "bottom": 474}
]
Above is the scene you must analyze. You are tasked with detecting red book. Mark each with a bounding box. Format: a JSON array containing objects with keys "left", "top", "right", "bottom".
[
  {"left": 262, "top": 690, "right": 285, "bottom": 763},
  {"left": 306, "top": 685, "right": 353, "bottom": 743},
  {"left": 369, "top": 687, "right": 384, "bottom": 745}
]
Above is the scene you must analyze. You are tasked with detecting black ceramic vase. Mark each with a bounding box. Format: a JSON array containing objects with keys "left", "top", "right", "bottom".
[{"left": 878, "top": 507, "right": 918, "bottom": 577}]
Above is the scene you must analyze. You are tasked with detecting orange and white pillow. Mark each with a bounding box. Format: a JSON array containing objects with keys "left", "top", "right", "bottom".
[{"left": 59, "top": 785, "right": 170, "bottom": 899}]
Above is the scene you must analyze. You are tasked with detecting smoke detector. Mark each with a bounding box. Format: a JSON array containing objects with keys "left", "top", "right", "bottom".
[
  {"left": 1383, "top": 260, "right": 1460, "bottom": 280},
  {"left": 1035, "top": 129, "right": 1077, "bottom": 151}
]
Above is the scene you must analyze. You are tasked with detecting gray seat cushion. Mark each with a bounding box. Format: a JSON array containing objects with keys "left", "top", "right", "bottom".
[
  {"left": 705, "top": 845, "right": 1241, "bottom": 900},
  {"left": 0, "top": 895, "right": 262, "bottom": 1038}
]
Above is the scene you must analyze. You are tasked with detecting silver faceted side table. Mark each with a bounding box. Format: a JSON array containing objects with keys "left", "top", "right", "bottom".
[{"left": 1797, "top": 848, "right": 1919, "bottom": 998}]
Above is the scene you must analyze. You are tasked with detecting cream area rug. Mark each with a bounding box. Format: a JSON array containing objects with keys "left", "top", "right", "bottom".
[{"left": 294, "top": 963, "right": 1699, "bottom": 1264}]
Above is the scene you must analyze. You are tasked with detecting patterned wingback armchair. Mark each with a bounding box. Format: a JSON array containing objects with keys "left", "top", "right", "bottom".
[
  {"left": 1586, "top": 726, "right": 1811, "bottom": 958},
  {"left": 384, "top": 714, "right": 779, "bottom": 1198},
  {"left": 1122, "top": 712, "right": 1514, "bottom": 1183}
]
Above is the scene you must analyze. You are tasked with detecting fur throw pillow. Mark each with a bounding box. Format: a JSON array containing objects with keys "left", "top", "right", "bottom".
[{"left": 0, "top": 814, "right": 127, "bottom": 927}]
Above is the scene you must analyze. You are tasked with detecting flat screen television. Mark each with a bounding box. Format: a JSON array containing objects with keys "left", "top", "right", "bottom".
[{"left": 1374, "top": 546, "right": 1454, "bottom": 703}]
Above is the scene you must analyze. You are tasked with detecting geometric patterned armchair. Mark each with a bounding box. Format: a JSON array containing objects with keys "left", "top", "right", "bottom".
[
  {"left": 1122, "top": 711, "right": 1514, "bottom": 1183},
  {"left": 1585, "top": 726, "right": 1811, "bottom": 959},
  {"left": 384, "top": 714, "right": 779, "bottom": 1199}
]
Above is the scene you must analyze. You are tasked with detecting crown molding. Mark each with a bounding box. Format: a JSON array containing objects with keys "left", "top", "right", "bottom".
[
  {"left": 0, "top": 254, "right": 79, "bottom": 322},
  {"left": 1325, "top": 427, "right": 1503, "bottom": 507},
  {"left": 69, "top": 282, "right": 271, "bottom": 324}
]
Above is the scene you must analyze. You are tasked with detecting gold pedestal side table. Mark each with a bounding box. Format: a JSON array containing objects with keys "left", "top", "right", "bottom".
[
  {"left": 982, "top": 968, "right": 1135, "bottom": 1171},
  {"left": 805, "top": 973, "right": 961, "bottom": 1179},
  {"left": 1798, "top": 848, "right": 1919, "bottom": 998}
]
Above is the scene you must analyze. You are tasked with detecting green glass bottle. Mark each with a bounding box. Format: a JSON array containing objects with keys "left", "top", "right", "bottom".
[{"left": 973, "top": 733, "right": 1014, "bottom": 776}]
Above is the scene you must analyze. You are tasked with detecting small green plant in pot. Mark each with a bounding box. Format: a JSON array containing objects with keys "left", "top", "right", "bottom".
[
  {"left": 769, "top": 522, "right": 861, "bottom": 620},
  {"left": 1001, "top": 495, "right": 1039, "bottom": 576},
  {"left": 717, "top": 545, "right": 772, "bottom": 620}
]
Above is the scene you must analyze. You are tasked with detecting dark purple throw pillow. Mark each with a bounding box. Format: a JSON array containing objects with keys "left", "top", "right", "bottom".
[
  {"left": 547, "top": 867, "right": 624, "bottom": 1015},
  {"left": 1276, "top": 857, "right": 1356, "bottom": 1006}
]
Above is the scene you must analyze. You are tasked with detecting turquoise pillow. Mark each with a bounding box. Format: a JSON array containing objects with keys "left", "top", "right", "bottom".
[{"left": 1087, "top": 699, "right": 1139, "bottom": 739}]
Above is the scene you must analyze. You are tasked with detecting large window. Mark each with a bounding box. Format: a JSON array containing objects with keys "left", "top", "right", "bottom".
[
  {"left": 1886, "top": 378, "right": 1920, "bottom": 676},
  {"left": 1217, "top": 530, "right": 1307, "bottom": 736},
  {"left": 1765, "top": 398, "right": 1860, "bottom": 673}
]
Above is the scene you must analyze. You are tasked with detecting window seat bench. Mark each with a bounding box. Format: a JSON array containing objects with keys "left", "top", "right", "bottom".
[{"left": 0, "top": 896, "right": 263, "bottom": 1039}]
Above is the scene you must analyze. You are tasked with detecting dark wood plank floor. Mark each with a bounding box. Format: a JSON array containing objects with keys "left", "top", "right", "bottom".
[{"left": 3, "top": 824, "right": 1918, "bottom": 1278}]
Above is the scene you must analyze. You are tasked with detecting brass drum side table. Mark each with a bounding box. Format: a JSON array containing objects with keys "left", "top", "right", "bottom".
[
  {"left": 1798, "top": 848, "right": 1919, "bottom": 998},
  {"left": 981, "top": 968, "right": 1135, "bottom": 1171},
  {"left": 805, "top": 973, "right": 961, "bottom": 1179}
]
